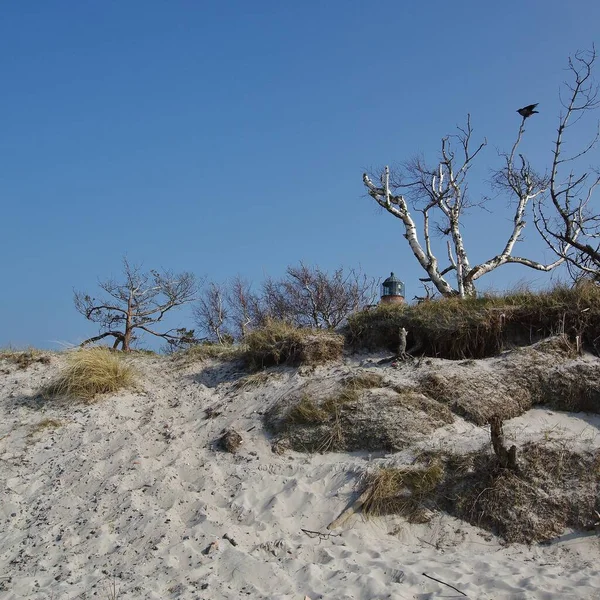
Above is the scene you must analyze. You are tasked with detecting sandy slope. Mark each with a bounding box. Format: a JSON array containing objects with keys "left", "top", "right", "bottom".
[{"left": 1, "top": 352, "right": 600, "bottom": 600}]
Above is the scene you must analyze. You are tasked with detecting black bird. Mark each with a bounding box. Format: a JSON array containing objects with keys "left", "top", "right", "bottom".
[{"left": 517, "top": 103, "right": 539, "bottom": 118}]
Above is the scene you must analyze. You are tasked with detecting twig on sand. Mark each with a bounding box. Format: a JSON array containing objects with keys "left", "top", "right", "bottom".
[
  {"left": 422, "top": 572, "right": 467, "bottom": 596},
  {"left": 301, "top": 528, "right": 341, "bottom": 541}
]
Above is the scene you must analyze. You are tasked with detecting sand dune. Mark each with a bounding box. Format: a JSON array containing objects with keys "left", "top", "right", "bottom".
[{"left": 2, "top": 352, "right": 600, "bottom": 599}]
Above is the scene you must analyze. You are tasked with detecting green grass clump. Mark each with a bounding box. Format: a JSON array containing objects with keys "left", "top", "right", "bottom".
[
  {"left": 243, "top": 319, "right": 344, "bottom": 370},
  {"left": 44, "top": 347, "right": 135, "bottom": 402}
]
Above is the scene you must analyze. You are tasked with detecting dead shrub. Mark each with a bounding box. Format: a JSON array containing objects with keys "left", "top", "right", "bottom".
[{"left": 44, "top": 347, "right": 135, "bottom": 402}]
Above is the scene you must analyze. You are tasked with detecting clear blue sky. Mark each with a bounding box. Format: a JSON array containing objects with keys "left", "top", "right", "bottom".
[{"left": 2, "top": 1, "right": 599, "bottom": 349}]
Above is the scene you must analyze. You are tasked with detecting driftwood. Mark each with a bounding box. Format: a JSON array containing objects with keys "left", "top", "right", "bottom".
[
  {"left": 327, "top": 487, "right": 373, "bottom": 530},
  {"left": 489, "top": 415, "right": 518, "bottom": 470}
]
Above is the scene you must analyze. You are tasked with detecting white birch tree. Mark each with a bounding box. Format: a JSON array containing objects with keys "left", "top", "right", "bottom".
[{"left": 363, "top": 109, "right": 567, "bottom": 298}]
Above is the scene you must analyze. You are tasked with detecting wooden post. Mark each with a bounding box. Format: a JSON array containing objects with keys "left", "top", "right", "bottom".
[{"left": 489, "top": 415, "right": 518, "bottom": 470}]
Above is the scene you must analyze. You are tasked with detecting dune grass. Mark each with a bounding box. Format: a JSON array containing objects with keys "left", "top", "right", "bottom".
[
  {"left": 346, "top": 281, "right": 600, "bottom": 359},
  {"left": 44, "top": 347, "right": 135, "bottom": 402},
  {"left": 360, "top": 462, "right": 444, "bottom": 523},
  {"left": 243, "top": 319, "right": 344, "bottom": 370},
  {"left": 175, "top": 342, "right": 244, "bottom": 363},
  {"left": 441, "top": 442, "right": 600, "bottom": 543},
  {"left": 354, "top": 440, "right": 600, "bottom": 543}
]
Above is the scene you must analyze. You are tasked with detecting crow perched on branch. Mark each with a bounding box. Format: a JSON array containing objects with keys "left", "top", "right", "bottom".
[{"left": 517, "top": 103, "right": 539, "bottom": 118}]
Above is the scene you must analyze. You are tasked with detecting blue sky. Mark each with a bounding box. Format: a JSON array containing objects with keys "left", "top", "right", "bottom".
[{"left": 2, "top": 1, "right": 599, "bottom": 349}]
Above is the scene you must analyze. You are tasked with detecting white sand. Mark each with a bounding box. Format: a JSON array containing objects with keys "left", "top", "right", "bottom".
[{"left": 1, "top": 352, "right": 600, "bottom": 599}]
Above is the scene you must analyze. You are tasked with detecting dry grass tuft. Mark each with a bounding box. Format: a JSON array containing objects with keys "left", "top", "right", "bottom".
[
  {"left": 391, "top": 387, "right": 454, "bottom": 425},
  {"left": 0, "top": 348, "right": 51, "bottom": 369},
  {"left": 353, "top": 441, "right": 600, "bottom": 543},
  {"left": 44, "top": 347, "right": 135, "bottom": 402},
  {"left": 175, "top": 342, "right": 243, "bottom": 363},
  {"left": 343, "top": 371, "right": 385, "bottom": 390},
  {"left": 243, "top": 319, "right": 344, "bottom": 370},
  {"left": 361, "top": 462, "right": 444, "bottom": 523},
  {"left": 286, "top": 395, "right": 330, "bottom": 425},
  {"left": 230, "top": 370, "right": 279, "bottom": 391},
  {"left": 267, "top": 375, "right": 451, "bottom": 454}
]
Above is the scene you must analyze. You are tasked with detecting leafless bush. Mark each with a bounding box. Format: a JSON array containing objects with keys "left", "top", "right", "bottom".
[{"left": 195, "top": 263, "right": 377, "bottom": 341}]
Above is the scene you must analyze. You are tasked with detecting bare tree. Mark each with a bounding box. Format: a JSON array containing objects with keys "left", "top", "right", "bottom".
[
  {"left": 226, "top": 276, "right": 265, "bottom": 338},
  {"left": 193, "top": 282, "right": 231, "bottom": 343},
  {"left": 363, "top": 110, "right": 564, "bottom": 298},
  {"left": 534, "top": 47, "right": 600, "bottom": 279},
  {"left": 74, "top": 259, "right": 198, "bottom": 351},
  {"left": 195, "top": 264, "right": 377, "bottom": 340},
  {"left": 264, "top": 263, "right": 378, "bottom": 329}
]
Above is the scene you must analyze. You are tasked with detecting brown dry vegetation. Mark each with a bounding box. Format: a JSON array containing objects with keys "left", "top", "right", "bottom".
[
  {"left": 27, "top": 418, "right": 63, "bottom": 438},
  {"left": 361, "top": 461, "right": 445, "bottom": 523},
  {"left": 441, "top": 443, "right": 600, "bottom": 543},
  {"left": 175, "top": 342, "right": 243, "bottom": 363},
  {"left": 357, "top": 442, "right": 600, "bottom": 543},
  {"left": 243, "top": 319, "right": 344, "bottom": 370},
  {"left": 230, "top": 370, "right": 281, "bottom": 392},
  {"left": 0, "top": 348, "right": 51, "bottom": 369},
  {"left": 346, "top": 282, "right": 600, "bottom": 359},
  {"left": 414, "top": 337, "right": 600, "bottom": 424},
  {"left": 266, "top": 373, "right": 453, "bottom": 452}
]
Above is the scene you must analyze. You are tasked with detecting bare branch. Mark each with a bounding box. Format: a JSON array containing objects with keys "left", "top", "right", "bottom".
[{"left": 535, "top": 47, "right": 600, "bottom": 280}]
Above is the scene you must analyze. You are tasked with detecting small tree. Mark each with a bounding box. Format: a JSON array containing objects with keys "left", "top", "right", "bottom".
[
  {"left": 75, "top": 259, "right": 198, "bottom": 351},
  {"left": 263, "top": 263, "right": 378, "bottom": 329},
  {"left": 227, "top": 276, "right": 266, "bottom": 339},
  {"left": 193, "top": 282, "right": 231, "bottom": 344},
  {"left": 534, "top": 47, "right": 600, "bottom": 279}
]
